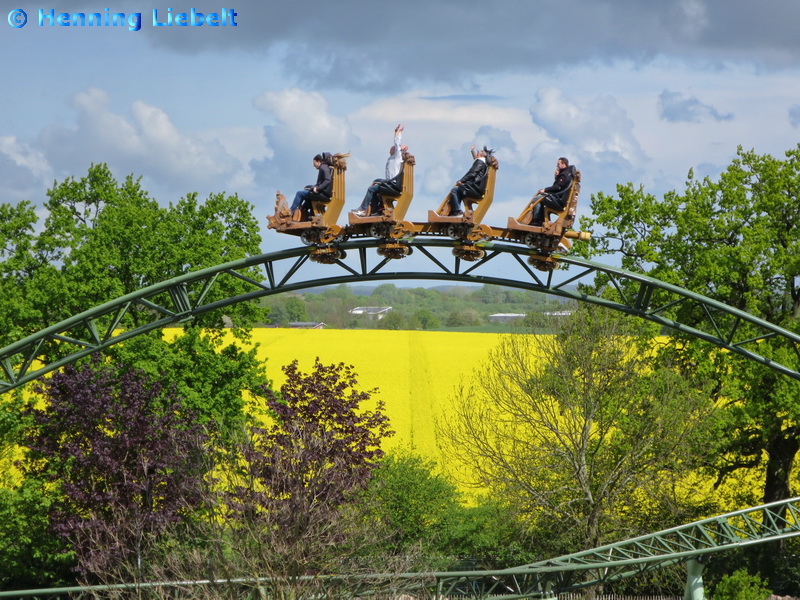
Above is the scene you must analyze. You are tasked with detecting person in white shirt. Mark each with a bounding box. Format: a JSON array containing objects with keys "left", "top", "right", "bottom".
[{"left": 352, "top": 124, "right": 407, "bottom": 217}]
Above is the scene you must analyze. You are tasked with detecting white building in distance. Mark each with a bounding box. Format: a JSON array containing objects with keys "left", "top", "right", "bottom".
[{"left": 349, "top": 306, "right": 393, "bottom": 321}]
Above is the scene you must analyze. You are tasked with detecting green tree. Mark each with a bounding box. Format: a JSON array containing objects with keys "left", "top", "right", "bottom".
[
  {"left": 0, "top": 392, "right": 73, "bottom": 589},
  {"left": 371, "top": 283, "right": 410, "bottom": 305},
  {"left": 105, "top": 327, "right": 271, "bottom": 433},
  {"left": 0, "top": 201, "right": 61, "bottom": 346},
  {"left": 712, "top": 569, "right": 771, "bottom": 600},
  {"left": 579, "top": 145, "right": 800, "bottom": 511},
  {"left": 377, "top": 310, "right": 406, "bottom": 330},
  {"left": 445, "top": 498, "right": 537, "bottom": 569},
  {"left": 318, "top": 283, "right": 358, "bottom": 302},
  {"left": 284, "top": 296, "right": 308, "bottom": 322},
  {"left": 438, "top": 305, "right": 714, "bottom": 552},
  {"left": 414, "top": 308, "right": 441, "bottom": 330},
  {"left": 303, "top": 285, "right": 357, "bottom": 327},
  {"left": 0, "top": 479, "right": 72, "bottom": 589},
  {"left": 263, "top": 299, "right": 287, "bottom": 325},
  {"left": 368, "top": 452, "right": 462, "bottom": 553},
  {"left": 0, "top": 163, "right": 267, "bottom": 347},
  {"left": 445, "top": 308, "right": 483, "bottom": 328},
  {"left": 367, "top": 451, "right": 536, "bottom": 570}
]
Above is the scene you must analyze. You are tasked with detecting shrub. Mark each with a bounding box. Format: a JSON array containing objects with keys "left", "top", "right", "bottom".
[{"left": 712, "top": 568, "right": 771, "bottom": 600}]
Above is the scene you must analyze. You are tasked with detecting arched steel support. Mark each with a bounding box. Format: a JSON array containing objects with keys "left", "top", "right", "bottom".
[{"left": 1, "top": 237, "right": 800, "bottom": 395}]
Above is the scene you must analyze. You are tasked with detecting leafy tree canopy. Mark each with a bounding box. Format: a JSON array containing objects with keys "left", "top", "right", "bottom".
[
  {"left": 438, "top": 305, "right": 715, "bottom": 551},
  {"left": 0, "top": 163, "right": 268, "bottom": 346},
  {"left": 578, "top": 145, "right": 800, "bottom": 510},
  {"left": 23, "top": 357, "right": 213, "bottom": 582}
]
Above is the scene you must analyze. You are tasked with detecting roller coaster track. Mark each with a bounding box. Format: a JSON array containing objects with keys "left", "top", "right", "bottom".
[
  {"left": 2, "top": 237, "right": 800, "bottom": 395},
  {"left": 1, "top": 497, "right": 798, "bottom": 598},
  {"left": 426, "top": 496, "right": 800, "bottom": 599}
]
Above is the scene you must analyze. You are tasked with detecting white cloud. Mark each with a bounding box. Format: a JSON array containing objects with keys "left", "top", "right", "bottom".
[
  {"left": 132, "top": 101, "right": 236, "bottom": 180},
  {"left": 678, "top": 0, "right": 710, "bottom": 39},
  {"left": 0, "top": 136, "right": 54, "bottom": 204},
  {"left": 34, "top": 88, "right": 255, "bottom": 201},
  {"left": 253, "top": 89, "right": 353, "bottom": 153},
  {"left": 250, "top": 88, "right": 359, "bottom": 198},
  {"left": 658, "top": 90, "right": 733, "bottom": 123},
  {"left": 0, "top": 136, "right": 52, "bottom": 181},
  {"left": 529, "top": 87, "right": 647, "bottom": 179}
]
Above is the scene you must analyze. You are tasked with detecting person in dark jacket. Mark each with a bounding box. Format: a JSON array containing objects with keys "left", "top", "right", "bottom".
[
  {"left": 446, "top": 145, "right": 494, "bottom": 215},
  {"left": 532, "top": 157, "right": 573, "bottom": 225},
  {"left": 290, "top": 154, "right": 333, "bottom": 216}
]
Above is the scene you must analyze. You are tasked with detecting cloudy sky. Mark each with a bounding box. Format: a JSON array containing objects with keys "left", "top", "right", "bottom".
[{"left": 3, "top": 0, "right": 800, "bottom": 261}]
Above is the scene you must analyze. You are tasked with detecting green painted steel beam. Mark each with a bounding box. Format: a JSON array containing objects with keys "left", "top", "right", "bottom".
[
  {"left": 2, "top": 498, "right": 798, "bottom": 599},
  {"left": 1, "top": 237, "right": 800, "bottom": 395},
  {"left": 466, "top": 496, "right": 800, "bottom": 597}
]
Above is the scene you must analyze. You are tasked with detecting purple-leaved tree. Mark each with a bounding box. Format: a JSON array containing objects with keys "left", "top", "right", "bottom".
[
  {"left": 215, "top": 358, "right": 396, "bottom": 595},
  {"left": 23, "top": 356, "right": 213, "bottom": 583}
]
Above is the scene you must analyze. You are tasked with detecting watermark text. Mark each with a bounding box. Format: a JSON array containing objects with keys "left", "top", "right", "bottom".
[{"left": 7, "top": 8, "right": 239, "bottom": 31}]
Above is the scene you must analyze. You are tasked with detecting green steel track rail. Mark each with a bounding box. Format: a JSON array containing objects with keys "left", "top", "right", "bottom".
[
  {"left": 434, "top": 496, "right": 800, "bottom": 599},
  {"left": 2, "top": 497, "right": 798, "bottom": 599},
  {"left": 2, "top": 237, "right": 800, "bottom": 395}
]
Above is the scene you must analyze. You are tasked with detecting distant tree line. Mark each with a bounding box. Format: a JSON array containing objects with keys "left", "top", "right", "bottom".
[{"left": 261, "top": 282, "right": 570, "bottom": 331}]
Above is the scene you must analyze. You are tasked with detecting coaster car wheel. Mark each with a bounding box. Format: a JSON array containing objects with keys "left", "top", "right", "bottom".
[
  {"left": 523, "top": 232, "right": 540, "bottom": 249},
  {"left": 300, "top": 229, "right": 320, "bottom": 246},
  {"left": 527, "top": 254, "right": 558, "bottom": 272},
  {"left": 452, "top": 245, "right": 485, "bottom": 262},
  {"left": 447, "top": 224, "right": 469, "bottom": 240},
  {"left": 377, "top": 243, "right": 412, "bottom": 260},
  {"left": 310, "top": 247, "right": 346, "bottom": 264},
  {"left": 370, "top": 222, "right": 391, "bottom": 238}
]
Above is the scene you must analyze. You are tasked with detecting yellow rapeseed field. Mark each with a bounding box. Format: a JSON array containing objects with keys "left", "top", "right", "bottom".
[
  {"left": 0, "top": 328, "right": 502, "bottom": 486},
  {"left": 244, "top": 328, "right": 767, "bottom": 511},
  {"left": 248, "top": 328, "right": 506, "bottom": 463},
  {"left": 1, "top": 327, "right": 763, "bottom": 514}
]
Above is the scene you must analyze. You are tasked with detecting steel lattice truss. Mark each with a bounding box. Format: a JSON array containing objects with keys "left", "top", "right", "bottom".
[
  {"left": 2, "top": 237, "right": 800, "bottom": 395},
  {"left": 428, "top": 497, "right": 800, "bottom": 599},
  {"left": 1, "top": 498, "right": 798, "bottom": 599}
]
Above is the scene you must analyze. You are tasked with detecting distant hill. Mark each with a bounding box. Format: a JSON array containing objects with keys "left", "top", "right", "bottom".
[
  {"left": 300, "top": 283, "right": 484, "bottom": 296},
  {"left": 297, "top": 282, "right": 580, "bottom": 295}
]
